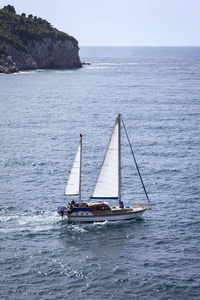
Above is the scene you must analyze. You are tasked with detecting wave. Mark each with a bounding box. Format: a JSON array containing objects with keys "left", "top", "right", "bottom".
[{"left": 0, "top": 211, "right": 58, "bottom": 234}]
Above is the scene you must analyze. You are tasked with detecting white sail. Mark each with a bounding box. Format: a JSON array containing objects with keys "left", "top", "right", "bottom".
[
  {"left": 91, "top": 116, "right": 120, "bottom": 199},
  {"left": 64, "top": 141, "right": 81, "bottom": 195}
]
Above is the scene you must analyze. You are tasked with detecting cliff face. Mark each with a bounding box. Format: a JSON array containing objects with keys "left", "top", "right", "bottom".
[
  {"left": 0, "top": 8, "right": 82, "bottom": 74},
  {"left": 27, "top": 38, "right": 81, "bottom": 69},
  {"left": 0, "top": 38, "right": 82, "bottom": 73}
]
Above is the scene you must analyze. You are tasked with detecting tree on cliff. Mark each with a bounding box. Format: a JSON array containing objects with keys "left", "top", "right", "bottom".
[{"left": 3, "top": 5, "right": 16, "bottom": 13}]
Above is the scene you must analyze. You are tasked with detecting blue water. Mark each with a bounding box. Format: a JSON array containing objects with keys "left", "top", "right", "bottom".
[{"left": 0, "top": 47, "right": 200, "bottom": 299}]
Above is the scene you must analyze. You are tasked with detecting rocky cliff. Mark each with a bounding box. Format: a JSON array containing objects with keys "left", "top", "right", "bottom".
[
  {"left": 0, "top": 37, "right": 82, "bottom": 73},
  {"left": 0, "top": 7, "right": 82, "bottom": 73}
]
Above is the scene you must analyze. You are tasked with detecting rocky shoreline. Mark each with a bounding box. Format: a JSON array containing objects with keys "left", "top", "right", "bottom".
[{"left": 0, "top": 54, "right": 18, "bottom": 74}]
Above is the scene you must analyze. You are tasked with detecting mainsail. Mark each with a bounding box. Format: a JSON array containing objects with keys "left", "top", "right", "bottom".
[
  {"left": 64, "top": 137, "right": 82, "bottom": 196},
  {"left": 91, "top": 115, "right": 120, "bottom": 200}
]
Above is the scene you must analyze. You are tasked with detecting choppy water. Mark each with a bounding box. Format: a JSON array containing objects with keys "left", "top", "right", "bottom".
[{"left": 0, "top": 47, "right": 200, "bottom": 299}]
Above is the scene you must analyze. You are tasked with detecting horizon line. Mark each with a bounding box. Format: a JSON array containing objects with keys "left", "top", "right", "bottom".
[{"left": 79, "top": 45, "right": 200, "bottom": 47}]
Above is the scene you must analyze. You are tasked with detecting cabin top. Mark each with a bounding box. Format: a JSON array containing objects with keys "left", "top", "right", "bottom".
[{"left": 87, "top": 201, "right": 111, "bottom": 211}]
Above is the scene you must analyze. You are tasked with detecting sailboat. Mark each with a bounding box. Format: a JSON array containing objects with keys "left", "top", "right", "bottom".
[{"left": 57, "top": 114, "right": 151, "bottom": 222}]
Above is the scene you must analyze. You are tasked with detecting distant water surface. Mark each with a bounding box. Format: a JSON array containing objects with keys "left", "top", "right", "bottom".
[{"left": 0, "top": 47, "right": 200, "bottom": 299}]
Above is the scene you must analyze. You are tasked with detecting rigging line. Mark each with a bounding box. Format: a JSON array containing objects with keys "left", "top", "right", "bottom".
[{"left": 121, "top": 116, "right": 150, "bottom": 204}]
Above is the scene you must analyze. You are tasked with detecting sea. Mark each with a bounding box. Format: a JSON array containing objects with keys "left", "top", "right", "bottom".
[{"left": 0, "top": 47, "right": 200, "bottom": 299}]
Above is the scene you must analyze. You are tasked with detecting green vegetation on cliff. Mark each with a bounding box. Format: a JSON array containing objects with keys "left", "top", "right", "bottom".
[{"left": 0, "top": 5, "right": 76, "bottom": 53}]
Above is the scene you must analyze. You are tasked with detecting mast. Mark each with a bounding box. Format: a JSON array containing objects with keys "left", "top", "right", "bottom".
[
  {"left": 79, "top": 134, "right": 82, "bottom": 205},
  {"left": 118, "top": 114, "right": 122, "bottom": 207}
]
